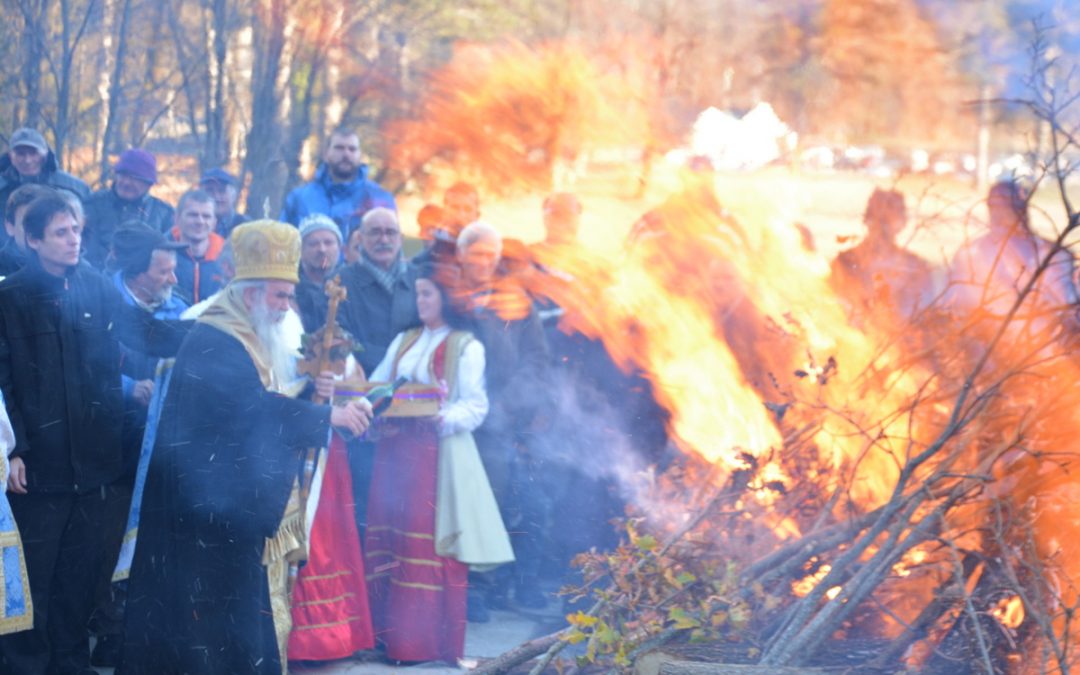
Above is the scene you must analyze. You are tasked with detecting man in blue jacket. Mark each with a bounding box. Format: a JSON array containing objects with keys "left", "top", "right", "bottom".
[{"left": 279, "top": 128, "right": 396, "bottom": 242}]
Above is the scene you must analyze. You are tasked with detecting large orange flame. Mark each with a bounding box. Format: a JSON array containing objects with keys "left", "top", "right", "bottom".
[{"left": 390, "top": 38, "right": 1080, "bottom": 665}]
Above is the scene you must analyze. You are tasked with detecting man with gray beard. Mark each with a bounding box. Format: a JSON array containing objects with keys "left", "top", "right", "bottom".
[{"left": 121, "top": 219, "right": 374, "bottom": 675}]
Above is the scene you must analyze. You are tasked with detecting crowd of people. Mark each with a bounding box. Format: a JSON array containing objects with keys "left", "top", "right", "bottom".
[
  {"left": 0, "top": 120, "right": 1065, "bottom": 675},
  {"left": 0, "top": 125, "right": 657, "bottom": 675}
]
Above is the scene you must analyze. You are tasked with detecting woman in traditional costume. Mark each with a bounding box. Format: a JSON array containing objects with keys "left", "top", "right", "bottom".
[{"left": 365, "top": 268, "right": 513, "bottom": 664}]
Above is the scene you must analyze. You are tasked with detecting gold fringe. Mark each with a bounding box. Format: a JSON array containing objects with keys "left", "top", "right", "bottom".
[
  {"left": 262, "top": 481, "right": 307, "bottom": 671},
  {"left": 261, "top": 483, "right": 307, "bottom": 567},
  {"left": 265, "top": 557, "right": 290, "bottom": 674}
]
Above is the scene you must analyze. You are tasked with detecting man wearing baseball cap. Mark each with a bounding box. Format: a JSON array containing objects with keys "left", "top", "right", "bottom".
[
  {"left": 0, "top": 128, "right": 89, "bottom": 245},
  {"left": 83, "top": 148, "right": 175, "bottom": 270},
  {"left": 200, "top": 167, "right": 248, "bottom": 238}
]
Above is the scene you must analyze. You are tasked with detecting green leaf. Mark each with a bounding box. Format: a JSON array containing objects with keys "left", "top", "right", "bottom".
[
  {"left": 564, "top": 628, "right": 587, "bottom": 645},
  {"left": 668, "top": 606, "right": 701, "bottom": 630},
  {"left": 676, "top": 572, "right": 697, "bottom": 586}
]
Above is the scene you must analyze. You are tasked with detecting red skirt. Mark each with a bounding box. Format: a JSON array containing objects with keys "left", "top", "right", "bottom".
[
  {"left": 365, "top": 418, "right": 468, "bottom": 663},
  {"left": 289, "top": 435, "right": 375, "bottom": 660}
]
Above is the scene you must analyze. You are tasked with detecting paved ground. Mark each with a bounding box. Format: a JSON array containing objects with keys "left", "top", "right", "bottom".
[
  {"left": 292, "top": 602, "right": 564, "bottom": 674},
  {"left": 92, "top": 590, "right": 567, "bottom": 674}
]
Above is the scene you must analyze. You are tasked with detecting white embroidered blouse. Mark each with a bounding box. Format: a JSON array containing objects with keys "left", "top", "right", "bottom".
[{"left": 370, "top": 325, "right": 489, "bottom": 437}]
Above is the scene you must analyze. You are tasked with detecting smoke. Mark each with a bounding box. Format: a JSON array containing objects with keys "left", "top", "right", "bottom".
[{"left": 523, "top": 335, "right": 676, "bottom": 567}]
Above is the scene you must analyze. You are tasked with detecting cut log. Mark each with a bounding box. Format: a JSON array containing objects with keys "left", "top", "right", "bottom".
[
  {"left": 473, "top": 633, "right": 562, "bottom": 675},
  {"left": 657, "top": 663, "right": 829, "bottom": 675},
  {"left": 634, "top": 639, "right": 893, "bottom": 675}
]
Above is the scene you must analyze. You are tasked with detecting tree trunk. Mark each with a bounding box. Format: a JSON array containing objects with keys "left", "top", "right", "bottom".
[
  {"left": 99, "top": 0, "right": 133, "bottom": 180},
  {"left": 130, "top": 0, "right": 165, "bottom": 144},
  {"left": 283, "top": 49, "right": 325, "bottom": 194},
  {"left": 242, "top": 0, "right": 287, "bottom": 216},
  {"left": 20, "top": 0, "right": 49, "bottom": 130},
  {"left": 166, "top": 0, "right": 202, "bottom": 154},
  {"left": 204, "top": 0, "right": 228, "bottom": 168},
  {"left": 55, "top": 0, "right": 80, "bottom": 162}
]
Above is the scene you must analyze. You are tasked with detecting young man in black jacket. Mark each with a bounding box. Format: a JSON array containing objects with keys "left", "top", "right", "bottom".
[{"left": 0, "top": 194, "right": 188, "bottom": 674}]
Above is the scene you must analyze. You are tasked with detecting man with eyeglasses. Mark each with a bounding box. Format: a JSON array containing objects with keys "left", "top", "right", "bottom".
[
  {"left": 337, "top": 207, "right": 420, "bottom": 540},
  {"left": 338, "top": 207, "right": 420, "bottom": 377}
]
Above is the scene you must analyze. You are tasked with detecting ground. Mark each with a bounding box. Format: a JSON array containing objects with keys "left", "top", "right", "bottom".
[{"left": 90, "top": 583, "right": 566, "bottom": 674}]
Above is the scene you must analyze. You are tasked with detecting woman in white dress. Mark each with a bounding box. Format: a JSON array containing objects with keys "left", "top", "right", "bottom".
[{"left": 364, "top": 267, "right": 512, "bottom": 664}]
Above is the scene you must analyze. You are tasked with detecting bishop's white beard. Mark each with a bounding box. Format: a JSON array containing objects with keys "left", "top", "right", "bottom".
[{"left": 250, "top": 301, "right": 297, "bottom": 388}]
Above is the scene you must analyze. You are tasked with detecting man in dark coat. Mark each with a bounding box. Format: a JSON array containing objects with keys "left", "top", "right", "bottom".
[
  {"left": 82, "top": 148, "right": 174, "bottom": 269},
  {"left": 295, "top": 213, "right": 343, "bottom": 333},
  {"left": 338, "top": 207, "right": 420, "bottom": 376},
  {"left": 0, "top": 128, "right": 89, "bottom": 246},
  {"left": 279, "top": 128, "right": 396, "bottom": 240},
  {"left": 0, "top": 183, "right": 52, "bottom": 277},
  {"left": 337, "top": 206, "right": 419, "bottom": 538},
  {"left": 84, "top": 222, "right": 189, "bottom": 667},
  {"left": 120, "top": 219, "right": 372, "bottom": 675},
  {"left": 0, "top": 194, "right": 188, "bottom": 674}
]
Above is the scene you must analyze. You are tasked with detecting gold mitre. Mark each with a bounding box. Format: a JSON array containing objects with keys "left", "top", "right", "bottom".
[{"left": 231, "top": 219, "right": 300, "bottom": 283}]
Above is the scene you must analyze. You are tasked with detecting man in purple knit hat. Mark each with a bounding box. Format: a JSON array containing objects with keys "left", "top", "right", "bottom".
[{"left": 83, "top": 148, "right": 175, "bottom": 270}]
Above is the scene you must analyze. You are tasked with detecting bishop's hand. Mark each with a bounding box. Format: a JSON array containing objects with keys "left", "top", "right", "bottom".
[
  {"left": 314, "top": 370, "right": 336, "bottom": 401},
  {"left": 330, "top": 399, "right": 374, "bottom": 438}
]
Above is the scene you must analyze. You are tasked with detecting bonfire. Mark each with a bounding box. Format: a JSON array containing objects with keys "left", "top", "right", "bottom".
[{"left": 389, "top": 33, "right": 1080, "bottom": 675}]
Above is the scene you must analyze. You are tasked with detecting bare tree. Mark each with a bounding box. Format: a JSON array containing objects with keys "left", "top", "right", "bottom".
[
  {"left": 242, "top": 0, "right": 287, "bottom": 215},
  {"left": 98, "top": 0, "right": 133, "bottom": 178}
]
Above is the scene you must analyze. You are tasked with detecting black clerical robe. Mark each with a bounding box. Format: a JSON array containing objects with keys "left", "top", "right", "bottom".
[{"left": 120, "top": 322, "right": 329, "bottom": 674}]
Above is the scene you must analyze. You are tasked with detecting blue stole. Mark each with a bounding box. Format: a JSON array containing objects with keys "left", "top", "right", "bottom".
[
  {"left": 0, "top": 442, "right": 30, "bottom": 634},
  {"left": 0, "top": 486, "right": 31, "bottom": 634},
  {"left": 112, "top": 362, "right": 174, "bottom": 582}
]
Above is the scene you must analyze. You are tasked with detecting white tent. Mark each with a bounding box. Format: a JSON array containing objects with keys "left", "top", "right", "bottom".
[{"left": 689, "top": 103, "right": 795, "bottom": 170}]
